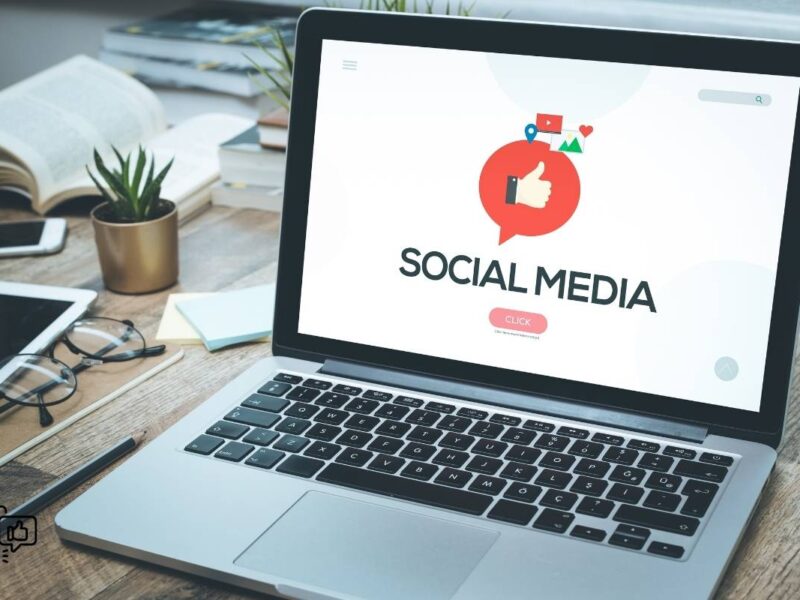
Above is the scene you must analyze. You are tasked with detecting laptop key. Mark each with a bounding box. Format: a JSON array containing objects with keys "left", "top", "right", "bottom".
[
  {"left": 490, "top": 414, "right": 521, "bottom": 427},
  {"left": 337, "top": 430, "right": 373, "bottom": 448},
  {"left": 647, "top": 541, "right": 685, "bottom": 559},
  {"left": 315, "top": 409, "right": 349, "bottom": 425},
  {"left": 645, "top": 472, "right": 682, "bottom": 493},
  {"left": 335, "top": 448, "right": 373, "bottom": 467},
  {"left": 627, "top": 439, "right": 660, "bottom": 453},
  {"left": 539, "top": 451, "right": 576, "bottom": 471},
  {"left": 488, "top": 500, "right": 537, "bottom": 525},
  {"left": 426, "top": 401, "right": 455, "bottom": 413},
  {"left": 643, "top": 490, "right": 681, "bottom": 512},
  {"left": 401, "top": 461, "right": 439, "bottom": 481},
  {"left": 574, "top": 458, "right": 610, "bottom": 478},
  {"left": 614, "top": 504, "right": 700, "bottom": 536},
  {"left": 344, "top": 414, "right": 380, "bottom": 432},
  {"left": 440, "top": 433, "right": 476, "bottom": 451},
  {"left": 433, "top": 449, "right": 470, "bottom": 468},
  {"left": 374, "top": 404, "right": 410, "bottom": 421},
  {"left": 368, "top": 453, "right": 406, "bottom": 474},
  {"left": 333, "top": 384, "right": 362, "bottom": 396},
  {"left": 401, "top": 442, "right": 437, "bottom": 461},
  {"left": 609, "top": 524, "right": 650, "bottom": 548},
  {"left": 535, "top": 469, "right": 572, "bottom": 490},
  {"left": 570, "top": 526, "right": 607, "bottom": 542},
  {"left": 534, "top": 434, "right": 570, "bottom": 452},
  {"left": 274, "top": 373, "right": 303, "bottom": 384},
  {"left": 468, "top": 475, "right": 507, "bottom": 496},
  {"left": 571, "top": 475, "right": 608, "bottom": 497},
  {"left": 318, "top": 463, "right": 492, "bottom": 515},
  {"left": 500, "top": 462, "right": 537, "bottom": 482},
  {"left": 407, "top": 426, "right": 442, "bottom": 444},
  {"left": 375, "top": 420, "right": 412, "bottom": 438},
  {"left": 206, "top": 420, "right": 248, "bottom": 440},
  {"left": 468, "top": 421, "right": 504, "bottom": 440},
  {"left": 540, "top": 489, "right": 578, "bottom": 510},
  {"left": 243, "top": 428, "right": 279, "bottom": 446},
  {"left": 303, "top": 378, "right": 333, "bottom": 390},
  {"left": 284, "top": 403, "right": 320, "bottom": 419},
  {"left": 245, "top": 448, "right": 285, "bottom": 469},
  {"left": 215, "top": 441, "right": 254, "bottom": 462},
  {"left": 242, "top": 393, "right": 289, "bottom": 412},
  {"left": 277, "top": 455, "right": 325, "bottom": 478},
  {"left": 603, "top": 447, "right": 639, "bottom": 465},
  {"left": 638, "top": 452, "right": 674, "bottom": 472},
  {"left": 345, "top": 398, "right": 380, "bottom": 414},
  {"left": 673, "top": 459, "right": 728, "bottom": 483},
  {"left": 434, "top": 468, "right": 473, "bottom": 488},
  {"left": 465, "top": 456, "right": 503, "bottom": 475},
  {"left": 226, "top": 407, "right": 280, "bottom": 429},
  {"left": 406, "top": 409, "right": 440, "bottom": 426},
  {"left": 592, "top": 432, "right": 624, "bottom": 446},
  {"left": 472, "top": 439, "right": 508, "bottom": 458},
  {"left": 533, "top": 508, "right": 574, "bottom": 533},
  {"left": 185, "top": 434, "right": 224, "bottom": 455},
  {"left": 607, "top": 483, "right": 645, "bottom": 504},
  {"left": 557, "top": 426, "right": 589, "bottom": 439},
  {"left": 363, "top": 390, "right": 393, "bottom": 401},
  {"left": 505, "top": 445, "right": 542, "bottom": 465},
  {"left": 273, "top": 435, "right": 309, "bottom": 453},
  {"left": 457, "top": 407, "right": 489, "bottom": 420},
  {"left": 576, "top": 496, "right": 615, "bottom": 518},
  {"left": 504, "top": 482, "right": 542, "bottom": 503},
  {"left": 305, "top": 424, "right": 342, "bottom": 442},
  {"left": 286, "top": 386, "right": 321, "bottom": 402},
  {"left": 258, "top": 381, "right": 292, "bottom": 397},
  {"left": 436, "top": 415, "right": 472, "bottom": 433},
  {"left": 523, "top": 419, "right": 555, "bottom": 433},
  {"left": 609, "top": 465, "right": 646, "bottom": 485},
  {"left": 681, "top": 479, "right": 718, "bottom": 518},
  {"left": 316, "top": 392, "right": 350, "bottom": 408},
  {"left": 275, "top": 417, "right": 312, "bottom": 435},
  {"left": 501, "top": 427, "right": 535, "bottom": 445},
  {"left": 663, "top": 446, "right": 697, "bottom": 460},
  {"left": 568, "top": 440, "right": 604, "bottom": 459},
  {"left": 305, "top": 441, "right": 342, "bottom": 460},
  {"left": 394, "top": 395, "right": 424, "bottom": 407},
  {"left": 367, "top": 436, "right": 404, "bottom": 455},
  {"left": 699, "top": 452, "right": 734, "bottom": 467}
]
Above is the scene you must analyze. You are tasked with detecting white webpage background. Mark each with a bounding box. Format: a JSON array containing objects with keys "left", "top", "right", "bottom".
[{"left": 299, "top": 40, "right": 799, "bottom": 412}]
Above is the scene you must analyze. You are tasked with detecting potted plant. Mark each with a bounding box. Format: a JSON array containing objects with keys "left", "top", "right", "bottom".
[{"left": 87, "top": 147, "right": 178, "bottom": 294}]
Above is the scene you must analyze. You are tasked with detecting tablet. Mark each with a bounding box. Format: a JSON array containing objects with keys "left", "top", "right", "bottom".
[{"left": 0, "top": 282, "right": 97, "bottom": 358}]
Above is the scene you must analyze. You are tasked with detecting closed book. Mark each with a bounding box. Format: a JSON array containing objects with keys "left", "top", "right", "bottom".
[
  {"left": 219, "top": 126, "right": 286, "bottom": 186},
  {"left": 211, "top": 182, "right": 283, "bottom": 212},
  {"left": 257, "top": 107, "right": 289, "bottom": 149},
  {"left": 102, "top": 7, "right": 297, "bottom": 70}
]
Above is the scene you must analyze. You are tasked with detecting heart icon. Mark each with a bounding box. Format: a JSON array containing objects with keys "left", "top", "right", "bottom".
[{"left": 579, "top": 125, "right": 593, "bottom": 137}]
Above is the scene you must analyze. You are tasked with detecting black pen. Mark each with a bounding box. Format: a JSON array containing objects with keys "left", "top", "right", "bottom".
[{"left": 0, "top": 431, "right": 146, "bottom": 529}]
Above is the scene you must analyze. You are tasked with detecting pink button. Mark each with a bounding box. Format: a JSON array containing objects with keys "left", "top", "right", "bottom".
[{"left": 489, "top": 308, "right": 547, "bottom": 334}]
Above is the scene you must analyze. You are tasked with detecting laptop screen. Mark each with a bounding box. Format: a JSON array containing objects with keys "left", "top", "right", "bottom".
[{"left": 298, "top": 39, "right": 799, "bottom": 414}]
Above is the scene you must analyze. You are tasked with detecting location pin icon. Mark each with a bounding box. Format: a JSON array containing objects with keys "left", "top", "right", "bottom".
[{"left": 524, "top": 123, "right": 538, "bottom": 143}]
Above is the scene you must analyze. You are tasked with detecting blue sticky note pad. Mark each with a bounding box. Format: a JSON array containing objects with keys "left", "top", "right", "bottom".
[{"left": 175, "top": 284, "right": 276, "bottom": 351}]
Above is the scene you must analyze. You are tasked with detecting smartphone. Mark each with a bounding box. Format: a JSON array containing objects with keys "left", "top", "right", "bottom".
[{"left": 0, "top": 219, "right": 67, "bottom": 257}]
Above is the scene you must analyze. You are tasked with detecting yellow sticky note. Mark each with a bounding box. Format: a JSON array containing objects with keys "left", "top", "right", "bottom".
[{"left": 156, "top": 293, "right": 213, "bottom": 344}]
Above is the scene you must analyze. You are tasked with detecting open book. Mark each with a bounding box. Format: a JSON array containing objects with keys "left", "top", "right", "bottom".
[{"left": 0, "top": 55, "right": 251, "bottom": 217}]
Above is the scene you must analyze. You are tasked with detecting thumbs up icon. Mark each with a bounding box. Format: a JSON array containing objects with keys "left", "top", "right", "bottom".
[
  {"left": 0, "top": 514, "right": 37, "bottom": 553},
  {"left": 506, "top": 162, "right": 552, "bottom": 209}
]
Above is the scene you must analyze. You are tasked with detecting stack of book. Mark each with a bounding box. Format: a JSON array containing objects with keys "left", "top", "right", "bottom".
[
  {"left": 211, "top": 107, "right": 288, "bottom": 211},
  {"left": 99, "top": 6, "right": 297, "bottom": 98}
]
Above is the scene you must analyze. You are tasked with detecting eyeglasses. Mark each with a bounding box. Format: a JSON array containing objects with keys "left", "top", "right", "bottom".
[{"left": 0, "top": 317, "right": 165, "bottom": 427}]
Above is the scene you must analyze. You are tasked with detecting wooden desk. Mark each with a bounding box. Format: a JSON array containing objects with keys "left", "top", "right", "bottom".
[{"left": 1, "top": 205, "right": 798, "bottom": 599}]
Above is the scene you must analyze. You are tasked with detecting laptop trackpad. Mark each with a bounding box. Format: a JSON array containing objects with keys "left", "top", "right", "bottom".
[{"left": 235, "top": 491, "right": 499, "bottom": 600}]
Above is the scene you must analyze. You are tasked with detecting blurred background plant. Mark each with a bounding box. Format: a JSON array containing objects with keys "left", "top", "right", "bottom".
[{"left": 245, "top": 1, "right": 479, "bottom": 110}]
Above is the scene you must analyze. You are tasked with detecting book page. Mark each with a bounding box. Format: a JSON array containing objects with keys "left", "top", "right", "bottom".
[{"left": 0, "top": 55, "right": 166, "bottom": 206}]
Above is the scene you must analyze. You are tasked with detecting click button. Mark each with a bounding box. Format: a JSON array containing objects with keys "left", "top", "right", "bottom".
[{"left": 489, "top": 308, "right": 547, "bottom": 334}]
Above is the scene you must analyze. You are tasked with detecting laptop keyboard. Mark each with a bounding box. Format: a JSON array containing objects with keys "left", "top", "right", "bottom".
[{"left": 185, "top": 372, "right": 738, "bottom": 561}]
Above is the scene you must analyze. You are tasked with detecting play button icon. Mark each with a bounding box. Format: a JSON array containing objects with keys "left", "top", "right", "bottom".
[{"left": 536, "top": 113, "right": 563, "bottom": 134}]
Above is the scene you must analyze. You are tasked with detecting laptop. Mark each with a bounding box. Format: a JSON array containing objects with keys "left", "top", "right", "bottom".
[{"left": 57, "top": 9, "right": 800, "bottom": 600}]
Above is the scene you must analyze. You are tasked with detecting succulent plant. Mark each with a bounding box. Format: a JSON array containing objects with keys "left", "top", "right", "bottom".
[{"left": 87, "top": 146, "right": 173, "bottom": 222}]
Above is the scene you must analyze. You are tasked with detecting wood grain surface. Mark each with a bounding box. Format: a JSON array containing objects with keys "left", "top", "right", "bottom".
[{"left": 0, "top": 200, "right": 798, "bottom": 599}]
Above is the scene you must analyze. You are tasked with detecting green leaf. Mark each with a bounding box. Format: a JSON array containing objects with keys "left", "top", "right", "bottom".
[
  {"left": 131, "top": 146, "right": 146, "bottom": 197},
  {"left": 139, "top": 158, "right": 173, "bottom": 218},
  {"left": 94, "top": 151, "right": 131, "bottom": 213}
]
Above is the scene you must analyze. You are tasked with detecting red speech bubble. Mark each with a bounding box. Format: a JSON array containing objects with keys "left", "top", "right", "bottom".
[{"left": 479, "top": 140, "right": 580, "bottom": 243}]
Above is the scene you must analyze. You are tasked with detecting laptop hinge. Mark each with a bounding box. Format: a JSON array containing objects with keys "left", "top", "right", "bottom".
[{"left": 319, "top": 359, "right": 709, "bottom": 443}]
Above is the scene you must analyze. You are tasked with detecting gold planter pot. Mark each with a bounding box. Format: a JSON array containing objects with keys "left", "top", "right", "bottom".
[{"left": 91, "top": 201, "right": 179, "bottom": 294}]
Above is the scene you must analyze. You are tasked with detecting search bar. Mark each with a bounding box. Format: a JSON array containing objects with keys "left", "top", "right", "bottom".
[{"left": 698, "top": 89, "right": 771, "bottom": 107}]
